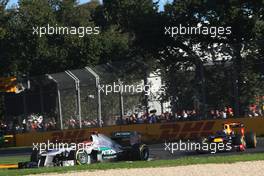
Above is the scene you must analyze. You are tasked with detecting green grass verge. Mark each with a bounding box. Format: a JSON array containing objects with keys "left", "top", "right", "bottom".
[
  {"left": 0, "top": 156, "right": 28, "bottom": 164},
  {"left": 0, "top": 146, "right": 31, "bottom": 151},
  {"left": 0, "top": 153, "right": 264, "bottom": 176}
]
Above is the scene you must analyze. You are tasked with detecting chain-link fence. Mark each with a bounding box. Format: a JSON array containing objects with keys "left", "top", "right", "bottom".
[
  {"left": 3, "top": 64, "right": 153, "bottom": 131},
  {"left": 3, "top": 59, "right": 263, "bottom": 135}
]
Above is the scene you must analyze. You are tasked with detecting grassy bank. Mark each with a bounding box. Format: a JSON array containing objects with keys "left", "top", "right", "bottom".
[{"left": 0, "top": 152, "right": 264, "bottom": 176}]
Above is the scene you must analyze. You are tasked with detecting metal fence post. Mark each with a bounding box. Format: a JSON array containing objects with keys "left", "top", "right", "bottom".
[
  {"left": 85, "top": 67, "right": 102, "bottom": 127},
  {"left": 47, "top": 74, "right": 63, "bottom": 130},
  {"left": 65, "top": 70, "right": 82, "bottom": 129},
  {"left": 118, "top": 79, "right": 124, "bottom": 119},
  {"left": 57, "top": 89, "right": 63, "bottom": 130}
]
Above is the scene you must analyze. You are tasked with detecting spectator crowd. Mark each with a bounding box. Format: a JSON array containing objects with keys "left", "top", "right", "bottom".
[
  {"left": 0, "top": 104, "right": 263, "bottom": 134},
  {"left": 0, "top": 113, "right": 57, "bottom": 133},
  {"left": 115, "top": 104, "right": 263, "bottom": 125},
  {"left": 64, "top": 118, "right": 103, "bottom": 129}
]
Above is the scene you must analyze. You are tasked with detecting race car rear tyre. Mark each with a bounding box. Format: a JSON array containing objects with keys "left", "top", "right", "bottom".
[
  {"left": 245, "top": 132, "right": 257, "bottom": 148},
  {"left": 139, "top": 144, "right": 149, "bottom": 161},
  {"left": 132, "top": 143, "right": 149, "bottom": 161},
  {"left": 30, "top": 149, "right": 40, "bottom": 163}
]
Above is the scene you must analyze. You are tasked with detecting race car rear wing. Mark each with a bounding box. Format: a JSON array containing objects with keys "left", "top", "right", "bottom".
[{"left": 111, "top": 131, "right": 141, "bottom": 146}]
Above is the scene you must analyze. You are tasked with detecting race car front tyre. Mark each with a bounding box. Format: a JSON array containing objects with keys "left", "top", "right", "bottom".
[
  {"left": 196, "top": 137, "right": 209, "bottom": 154},
  {"left": 233, "top": 134, "right": 246, "bottom": 151},
  {"left": 76, "top": 150, "right": 89, "bottom": 165},
  {"left": 53, "top": 154, "right": 63, "bottom": 166},
  {"left": 245, "top": 131, "right": 257, "bottom": 148}
]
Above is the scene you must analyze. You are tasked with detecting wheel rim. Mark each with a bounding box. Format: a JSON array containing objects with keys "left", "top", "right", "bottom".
[
  {"left": 240, "top": 136, "right": 246, "bottom": 151},
  {"left": 241, "top": 137, "right": 246, "bottom": 146},
  {"left": 142, "top": 148, "right": 149, "bottom": 160},
  {"left": 253, "top": 135, "right": 257, "bottom": 147},
  {"left": 76, "top": 151, "right": 88, "bottom": 164}
]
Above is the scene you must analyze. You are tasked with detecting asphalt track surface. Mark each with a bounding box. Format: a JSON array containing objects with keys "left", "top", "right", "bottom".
[
  {"left": 1, "top": 138, "right": 264, "bottom": 159},
  {"left": 149, "top": 138, "right": 264, "bottom": 160}
]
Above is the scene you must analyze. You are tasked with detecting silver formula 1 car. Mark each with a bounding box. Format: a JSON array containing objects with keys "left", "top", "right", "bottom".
[{"left": 18, "top": 131, "right": 149, "bottom": 168}]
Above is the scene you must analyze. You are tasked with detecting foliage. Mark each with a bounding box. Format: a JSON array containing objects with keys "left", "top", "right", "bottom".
[{"left": 0, "top": 0, "right": 263, "bottom": 116}]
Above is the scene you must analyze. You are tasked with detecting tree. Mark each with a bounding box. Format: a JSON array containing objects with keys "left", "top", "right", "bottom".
[
  {"left": 0, "top": 0, "right": 131, "bottom": 77},
  {"left": 159, "top": 0, "right": 264, "bottom": 116}
]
